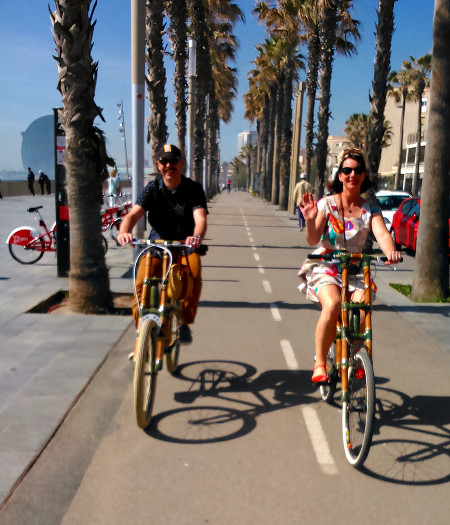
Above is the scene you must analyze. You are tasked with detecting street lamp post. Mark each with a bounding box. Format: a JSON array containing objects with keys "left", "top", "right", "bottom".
[
  {"left": 117, "top": 100, "right": 130, "bottom": 180},
  {"left": 187, "top": 38, "right": 197, "bottom": 179}
]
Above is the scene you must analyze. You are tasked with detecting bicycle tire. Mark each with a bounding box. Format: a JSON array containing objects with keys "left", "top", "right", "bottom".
[
  {"left": 133, "top": 319, "right": 159, "bottom": 429},
  {"left": 102, "top": 235, "right": 108, "bottom": 254},
  {"left": 320, "top": 342, "right": 338, "bottom": 403},
  {"left": 8, "top": 242, "right": 44, "bottom": 264},
  {"left": 165, "top": 307, "right": 181, "bottom": 374},
  {"left": 342, "top": 347, "right": 375, "bottom": 468}
]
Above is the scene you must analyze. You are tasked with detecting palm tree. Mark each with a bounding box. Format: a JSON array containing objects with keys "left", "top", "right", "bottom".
[
  {"left": 387, "top": 64, "right": 415, "bottom": 190},
  {"left": 408, "top": 54, "right": 432, "bottom": 196},
  {"left": 365, "top": 0, "right": 397, "bottom": 184},
  {"left": 253, "top": 2, "right": 305, "bottom": 208},
  {"left": 411, "top": 1, "right": 449, "bottom": 301},
  {"left": 291, "top": 0, "right": 321, "bottom": 182},
  {"left": 315, "top": 0, "right": 360, "bottom": 198},
  {"left": 344, "top": 113, "right": 369, "bottom": 149},
  {"left": 50, "top": 0, "right": 114, "bottom": 313},
  {"left": 165, "top": 0, "right": 188, "bottom": 155},
  {"left": 146, "top": 0, "right": 168, "bottom": 171}
]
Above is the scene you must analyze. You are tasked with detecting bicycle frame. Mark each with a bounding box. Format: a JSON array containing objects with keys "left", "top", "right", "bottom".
[
  {"left": 133, "top": 240, "right": 184, "bottom": 367},
  {"left": 8, "top": 207, "right": 55, "bottom": 252},
  {"left": 336, "top": 253, "right": 373, "bottom": 403}
]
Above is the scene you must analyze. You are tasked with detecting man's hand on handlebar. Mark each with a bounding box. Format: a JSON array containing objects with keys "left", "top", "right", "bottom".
[
  {"left": 185, "top": 234, "right": 202, "bottom": 248},
  {"left": 117, "top": 232, "right": 134, "bottom": 246}
]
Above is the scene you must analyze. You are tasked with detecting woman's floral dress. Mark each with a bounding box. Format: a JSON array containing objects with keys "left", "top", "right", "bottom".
[{"left": 298, "top": 195, "right": 381, "bottom": 302}]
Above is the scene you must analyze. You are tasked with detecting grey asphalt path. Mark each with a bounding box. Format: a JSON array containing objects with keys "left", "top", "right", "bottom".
[
  {"left": 0, "top": 194, "right": 134, "bottom": 504},
  {"left": 0, "top": 191, "right": 449, "bottom": 524}
]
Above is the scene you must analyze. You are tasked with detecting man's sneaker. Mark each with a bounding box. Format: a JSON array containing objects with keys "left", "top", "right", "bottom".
[{"left": 178, "top": 324, "right": 192, "bottom": 345}]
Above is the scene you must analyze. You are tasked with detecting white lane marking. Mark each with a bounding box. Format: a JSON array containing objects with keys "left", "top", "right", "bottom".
[
  {"left": 302, "top": 406, "right": 338, "bottom": 476},
  {"left": 270, "top": 303, "right": 281, "bottom": 321},
  {"left": 262, "top": 280, "right": 272, "bottom": 294},
  {"left": 254, "top": 253, "right": 260, "bottom": 261},
  {"left": 246, "top": 226, "right": 250, "bottom": 232},
  {"left": 251, "top": 245, "right": 257, "bottom": 251},
  {"left": 258, "top": 265, "right": 265, "bottom": 274},
  {"left": 280, "top": 339, "right": 299, "bottom": 370},
  {"left": 249, "top": 237, "right": 254, "bottom": 243}
]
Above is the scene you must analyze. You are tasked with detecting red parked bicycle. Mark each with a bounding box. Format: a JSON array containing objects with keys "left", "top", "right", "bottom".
[{"left": 6, "top": 206, "right": 108, "bottom": 264}]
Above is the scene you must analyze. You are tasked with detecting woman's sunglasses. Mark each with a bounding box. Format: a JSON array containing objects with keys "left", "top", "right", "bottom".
[{"left": 341, "top": 166, "right": 365, "bottom": 175}]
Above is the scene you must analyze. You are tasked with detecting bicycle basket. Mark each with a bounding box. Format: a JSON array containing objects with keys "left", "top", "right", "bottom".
[{"left": 167, "top": 264, "right": 194, "bottom": 300}]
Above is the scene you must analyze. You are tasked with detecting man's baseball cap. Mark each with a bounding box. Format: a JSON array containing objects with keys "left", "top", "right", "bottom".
[{"left": 158, "top": 144, "right": 182, "bottom": 162}]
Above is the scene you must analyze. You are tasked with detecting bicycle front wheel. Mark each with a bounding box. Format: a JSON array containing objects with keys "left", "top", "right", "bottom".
[
  {"left": 342, "top": 347, "right": 375, "bottom": 468},
  {"left": 8, "top": 242, "right": 44, "bottom": 264},
  {"left": 165, "top": 308, "right": 181, "bottom": 374},
  {"left": 133, "top": 319, "right": 159, "bottom": 429}
]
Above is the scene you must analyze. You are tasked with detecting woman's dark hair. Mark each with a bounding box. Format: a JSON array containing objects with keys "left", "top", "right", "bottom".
[{"left": 332, "top": 148, "right": 373, "bottom": 194}]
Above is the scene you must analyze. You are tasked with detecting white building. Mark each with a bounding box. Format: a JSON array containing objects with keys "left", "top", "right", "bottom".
[{"left": 238, "top": 131, "right": 257, "bottom": 152}]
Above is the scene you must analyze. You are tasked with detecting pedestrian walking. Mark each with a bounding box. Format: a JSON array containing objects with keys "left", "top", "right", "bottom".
[
  {"left": 27, "top": 168, "right": 35, "bottom": 196},
  {"left": 38, "top": 170, "right": 51, "bottom": 195},
  {"left": 106, "top": 168, "right": 121, "bottom": 207},
  {"left": 292, "top": 173, "right": 312, "bottom": 231},
  {"left": 0, "top": 177, "right": 3, "bottom": 199}
]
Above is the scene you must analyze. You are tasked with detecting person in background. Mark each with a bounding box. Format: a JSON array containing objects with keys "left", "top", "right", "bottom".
[
  {"left": 117, "top": 144, "right": 208, "bottom": 349},
  {"left": 38, "top": 170, "right": 51, "bottom": 195},
  {"left": 293, "top": 173, "right": 313, "bottom": 231},
  {"left": 0, "top": 177, "right": 3, "bottom": 199},
  {"left": 27, "top": 168, "right": 35, "bottom": 196},
  {"left": 106, "top": 168, "right": 121, "bottom": 207}
]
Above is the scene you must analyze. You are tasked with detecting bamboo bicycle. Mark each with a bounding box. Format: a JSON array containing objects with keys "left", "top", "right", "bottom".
[
  {"left": 309, "top": 251, "right": 400, "bottom": 468},
  {"left": 131, "top": 239, "right": 191, "bottom": 429}
]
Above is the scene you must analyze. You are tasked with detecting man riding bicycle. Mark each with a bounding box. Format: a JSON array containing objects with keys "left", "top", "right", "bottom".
[{"left": 117, "top": 144, "right": 208, "bottom": 346}]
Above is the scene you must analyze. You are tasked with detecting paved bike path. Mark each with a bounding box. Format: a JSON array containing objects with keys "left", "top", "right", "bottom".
[{"left": 0, "top": 192, "right": 449, "bottom": 508}]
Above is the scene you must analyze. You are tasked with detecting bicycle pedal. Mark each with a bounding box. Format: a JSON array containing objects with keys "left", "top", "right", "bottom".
[{"left": 155, "top": 358, "right": 162, "bottom": 372}]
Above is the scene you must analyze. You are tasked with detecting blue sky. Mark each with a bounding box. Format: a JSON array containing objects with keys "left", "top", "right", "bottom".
[{"left": 0, "top": 0, "right": 434, "bottom": 172}]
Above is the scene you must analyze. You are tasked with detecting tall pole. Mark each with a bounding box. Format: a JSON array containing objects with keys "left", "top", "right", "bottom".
[
  {"left": 131, "top": 0, "right": 145, "bottom": 238},
  {"left": 117, "top": 100, "right": 130, "bottom": 180},
  {"left": 186, "top": 39, "right": 197, "bottom": 179},
  {"left": 288, "top": 82, "right": 306, "bottom": 214}
]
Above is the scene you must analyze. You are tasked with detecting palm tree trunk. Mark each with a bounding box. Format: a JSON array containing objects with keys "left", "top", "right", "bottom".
[
  {"left": 411, "top": 83, "right": 425, "bottom": 196},
  {"left": 394, "top": 92, "right": 406, "bottom": 190},
  {"left": 366, "top": 0, "right": 396, "bottom": 184},
  {"left": 166, "top": 0, "right": 188, "bottom": 154},
  {"left": 271, "top": 76, "right": 284, "bottom": 205},
  {"left": 315, "top": 4, "right": 338, "bottom": 199},
  {"left": 51, "top": 0, "right": 113, "bottom": 313},
  {"left": 411, "top": 0, "right": 450, "bottom": 301},
  {"left": 279, "top": 61, "right": 294, "bottom": 210},
  {"left": 305, "top": 32, "right": 320, "bottom": 181}
]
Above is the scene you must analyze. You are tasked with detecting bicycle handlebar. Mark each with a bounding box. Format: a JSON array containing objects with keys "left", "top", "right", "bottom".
[{"left": 308, "top": 251, "right": 402, "bottom": 264}]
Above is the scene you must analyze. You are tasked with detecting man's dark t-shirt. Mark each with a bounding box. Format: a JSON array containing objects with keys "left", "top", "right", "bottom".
[{"left": 136, "top": 176, "right": 207, "bottom": 240}]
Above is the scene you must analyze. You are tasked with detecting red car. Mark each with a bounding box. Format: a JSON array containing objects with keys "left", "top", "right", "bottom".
[{"left": 390, "top": 197, "right": 450, "bottom": 253}]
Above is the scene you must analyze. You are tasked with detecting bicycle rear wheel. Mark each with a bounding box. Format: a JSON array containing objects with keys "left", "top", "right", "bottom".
[
  {"left": 8, "top": 242, "right": 44, "bottom": 264},
  {"left": 320, "top": 342, "right": 338, "bottom": 403},
  {"left": 133, "top": 319, "right": 158, "bottom": 429},
  {"left": 165, "top": 308, "right": 181, "bottom": 374},
  {"left": 342, "top": 347, "right": 375, "bottom": 468}
]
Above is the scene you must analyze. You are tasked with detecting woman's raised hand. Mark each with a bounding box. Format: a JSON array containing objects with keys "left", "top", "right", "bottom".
[{"left": 300, "top": 192, "right": 317, "bottom": 222}]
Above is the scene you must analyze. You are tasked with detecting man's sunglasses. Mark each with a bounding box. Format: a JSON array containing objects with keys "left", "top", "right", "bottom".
[
  {"left": 341, "top": 166, "right": 365, "bottom": 175},
  {"left": 159, "top": 158, "right": 179, "bottom": 166}
]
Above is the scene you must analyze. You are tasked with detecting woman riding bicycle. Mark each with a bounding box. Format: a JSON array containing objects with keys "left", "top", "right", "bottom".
[{"left": 298, "top": 148, "right": 401, "bottom": 383}]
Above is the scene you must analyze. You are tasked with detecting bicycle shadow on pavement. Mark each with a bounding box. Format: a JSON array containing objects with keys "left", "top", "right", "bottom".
[
  {"left": 146, "top": 359, "right": 318, "bottom": 444},
  {"left": 361, "top": 385, "right": 450, "bottom": 485}
]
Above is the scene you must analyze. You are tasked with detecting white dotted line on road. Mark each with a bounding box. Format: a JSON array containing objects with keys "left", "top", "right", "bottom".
[{"left": 241, "top": 209, "right": 337, "bottom": 476}]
